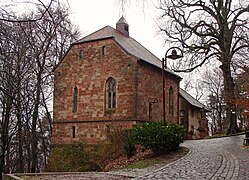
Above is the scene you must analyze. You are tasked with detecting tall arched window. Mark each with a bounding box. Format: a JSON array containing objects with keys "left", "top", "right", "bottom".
[
  {"left": 105, "top": 77, "right": 116, "bottom": 110},
  {"left": 72, "top": 86, "right": 78, "bottom": 112},
  {"left": 169, "top": 86, "right": 174, "bottom": 115}
]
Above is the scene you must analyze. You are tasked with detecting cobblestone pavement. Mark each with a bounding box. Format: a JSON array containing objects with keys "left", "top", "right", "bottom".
[
  {"left": 133, "top": 135, "right": 248, "bottom": 180},
  {"left": 10, "top": 135, "right": 248, "bottom": 180},
  {"left": 10, "top": 172, "right": 131, "bottom": 180}
]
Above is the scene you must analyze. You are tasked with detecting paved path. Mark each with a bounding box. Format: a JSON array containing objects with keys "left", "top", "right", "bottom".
[
  {"left": 133, "top": 135, "right": 248, "bottom": 180},
  {"left": 10, "top": 135, "right": 249, "bottom": 179}
]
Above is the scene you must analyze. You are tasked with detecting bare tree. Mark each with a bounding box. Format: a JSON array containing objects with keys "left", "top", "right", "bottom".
[
  {"left": 0, "top": 20, "right": 22, "bottom": 177},
  {"left": 158, "top": 0, "right": 249, "bottom": 134},
  {"left": 0, "top": 0, "right": 55, "bottom": 23},
  {"left": 20, "top": 4, "right": 79, "bottom": 173},
  {"left": 0, "top": 1, "right": 79, "bottom": 177},
  {"left": 201, "top": 69, "right": 225, "bottom": 134}
]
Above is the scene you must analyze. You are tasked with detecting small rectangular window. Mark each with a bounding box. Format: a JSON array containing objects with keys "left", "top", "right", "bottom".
[
  {"left": 79, "top": 50, "right": 83, "bottom": 59},
  {"left": 72, "top": 126, "right": 76, "bottom": 138},
  {"left": 102, "top": 46, "right": 106, "bottom": 57}
]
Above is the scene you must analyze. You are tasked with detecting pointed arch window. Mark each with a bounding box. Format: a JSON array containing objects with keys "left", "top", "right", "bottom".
[
  {"left": 169, "top": 86, "right": 174, "bottom": 115},
  {"left": 105, "top": 77, "right": 116, "bottom": 110},
  {"left": 72, "top": 86, "right": 78, "bottom": 112}
]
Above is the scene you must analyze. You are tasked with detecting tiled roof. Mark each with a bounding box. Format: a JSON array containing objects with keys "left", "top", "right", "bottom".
[
  {"left": 117, "top": 16, "right": 128, "bottom": 24},
  {"left": 179, "top": 88, "right": 206, "bottom": 109},
  {"left": 76, "top": 26, "right": 181, "bottom": 78}
]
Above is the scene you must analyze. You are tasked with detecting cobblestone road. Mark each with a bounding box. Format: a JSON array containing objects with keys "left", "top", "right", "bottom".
[
  {"left": 10, "top": 135, "right": 249, "bottom": 180},
  {"left": 134, "top": 135, "right": 248, "bottom": 180}
]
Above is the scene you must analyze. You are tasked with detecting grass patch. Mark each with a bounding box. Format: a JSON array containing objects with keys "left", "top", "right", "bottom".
[
  {"left": 20, "top": 176, "right": 30, "bottom": 180},
  {"left": 116, "top": 146, "right": 189, "bottom": 170},
  {"left": 126, "top": 159, "right": 160, "bottom": 169},
  {"left": 3, "top": 175, "right": 13, "bottom": 180}
]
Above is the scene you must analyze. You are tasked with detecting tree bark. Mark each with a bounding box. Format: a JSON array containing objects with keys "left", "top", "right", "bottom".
[
  {"left": 0, "top": 155, "right": 4, "bottom": 180},
  {"left": 217, "top": 102, "right": 223, "bottom": 132},
  {"left": 17, "top": 104, "right": 24, "bottom": 173},
  {"left": 31, "top": 73, "right": 42, "bottom": 173},
  {"left": 1, "top": 96, "right": 12, "bottom": 178},
  {"left": 220, "top": 61, "right": 239, "bottom": 134},
  {"left": 16, "top": 63, "right": 24, "bottom": 172}
]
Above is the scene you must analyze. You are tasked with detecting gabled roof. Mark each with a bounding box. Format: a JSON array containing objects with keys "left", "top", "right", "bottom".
[
  {"left": 75, "top": 26, "right": 181, "bottom": 79},
  {"left": 179, "top": 88, "right": 207, "bottom": 110},
  {"left": 117, "top": 16, "right": 128, "bottom": 24}
]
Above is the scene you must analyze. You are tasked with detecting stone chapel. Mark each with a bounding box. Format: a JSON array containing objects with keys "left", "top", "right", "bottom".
[{"left": 52, "top": 17, "right": 208, "bottom": 144}]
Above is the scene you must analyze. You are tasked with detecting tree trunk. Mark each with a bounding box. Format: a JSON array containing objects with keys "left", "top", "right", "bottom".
[
  {"left": 220, "top": 62, "right": 240, "bottom": 134},
  {"left": 217, "top": 102, "right": 223, "bottom": 132},
  {"left": 1, "top": 95, "right": 12, "bottom": 178},
  {"left": 31, "top": 108, "right": 38, "bottom": 173},
  {"left": 17, "top": 111, "right": 24, "bottom": 173},
  {"left": 0, "top": 155, "right": 4, "bottom": 180},
  {"left": 31, "top": 104, "right": 39, "bottom": 173},
  {"left": 16, "top": 91, "right": 24, "bottom": 173},
  {"left": 4, "top": 148, "right": 10, "bottom": 174},
  {"left": 31, "top": 74, "right": 42, "bottom": 173},
  {"left": 25, "top": 120, "right": 31, "bottom": 172}
]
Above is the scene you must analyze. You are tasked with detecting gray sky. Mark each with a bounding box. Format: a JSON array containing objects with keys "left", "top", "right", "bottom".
[{"left": 66, "top": 0, "right": 166, "bottom": 59}]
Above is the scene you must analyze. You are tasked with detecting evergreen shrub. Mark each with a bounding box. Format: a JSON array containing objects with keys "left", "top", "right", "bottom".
[
  {"left": 123, "top": 130, "right": 136, "bottom": 158},
  {"left": 129, "top": 122, "right": 186, "bottom": 155}
]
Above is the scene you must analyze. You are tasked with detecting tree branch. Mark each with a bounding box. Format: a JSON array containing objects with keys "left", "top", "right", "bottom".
[
  {"left": 0, "top": 0, "right": 55, "bottom": 23},
  {"left": 230, "top": 5, "right": 249, "bottom": 33},
  {"left": 173, "top": 52, "right": 218, "bottom": 72}
]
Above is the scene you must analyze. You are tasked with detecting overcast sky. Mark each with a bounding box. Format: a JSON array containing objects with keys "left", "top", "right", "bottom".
[{"left": 65, "top": 0, "right": 166, "bottom": 59}]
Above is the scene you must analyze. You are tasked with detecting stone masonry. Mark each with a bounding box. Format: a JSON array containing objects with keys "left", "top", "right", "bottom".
[{"left": 52, "top": 34, "right": 180, "bottom": 144}]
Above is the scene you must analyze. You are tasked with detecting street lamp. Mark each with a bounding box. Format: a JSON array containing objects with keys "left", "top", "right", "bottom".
[{"left": 162, "top": 47, "right": 183, "bottom": 125}]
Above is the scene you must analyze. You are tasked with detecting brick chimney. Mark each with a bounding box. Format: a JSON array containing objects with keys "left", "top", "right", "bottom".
[{"left": 116, "top": 16, "right": 129, "bottom": 37}]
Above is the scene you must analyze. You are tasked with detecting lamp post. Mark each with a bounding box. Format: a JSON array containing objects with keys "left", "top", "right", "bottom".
[{"left": 162, "top": 47, "right": 183, "bottom": 125}]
